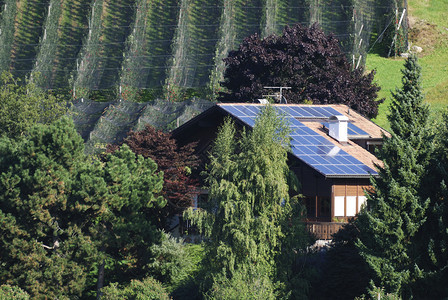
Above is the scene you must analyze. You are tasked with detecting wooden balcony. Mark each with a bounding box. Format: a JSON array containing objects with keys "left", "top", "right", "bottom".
[{"left": 305, "top": 221, "right": 345, "bottom": 240}]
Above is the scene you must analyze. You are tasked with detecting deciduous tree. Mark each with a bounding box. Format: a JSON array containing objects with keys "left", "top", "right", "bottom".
[
  {"left": 107, "top": 124, "right": 199, "bottom": 228},
  {"left": 219, "top": 23, "right": 383, "bottom": 118},
  {"left": 0, "top": 72, "right": 68, "bottom": 138}
]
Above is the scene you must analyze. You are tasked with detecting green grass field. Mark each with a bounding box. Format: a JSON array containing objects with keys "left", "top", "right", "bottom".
[{"left": 366, "top": 0, "right": 448, "bottom": 128}]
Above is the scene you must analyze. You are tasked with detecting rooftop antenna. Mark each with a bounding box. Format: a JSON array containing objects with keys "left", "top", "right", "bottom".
[{"left": 263, "top": 86, "right": 291, "bottom": 103}]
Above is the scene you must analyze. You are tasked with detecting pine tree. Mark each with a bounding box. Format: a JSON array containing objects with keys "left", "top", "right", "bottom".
[
  {"left": 0, "top": 118, "right": 166, "bottom": 298},
  {"left": 412, "top": 111, "right": 448, "bottom": 298},
  {"left": 185, "top": 106, "right": 310, "bottom": 295},
  {"left": 0, "top": 117, "right": 99, "bottom": 297},
  {"left": 355, "top": 55, "right": 433, "bottom": 296}
]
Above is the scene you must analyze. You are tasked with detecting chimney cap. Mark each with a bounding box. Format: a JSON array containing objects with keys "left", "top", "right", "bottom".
[
  {"left": 328, "top": 115, "right": 349, "bottom": 143},
  {"left": 328, "top": 115, "right": 349, "bottom": 122}
]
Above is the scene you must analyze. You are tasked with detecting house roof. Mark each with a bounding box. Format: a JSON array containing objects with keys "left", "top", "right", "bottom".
[
  {"left": 174, "top": 103, "right": 386, "bottom": 179},
  {"left": 327, "top": 104, "right": 389, "bottom": 139}
]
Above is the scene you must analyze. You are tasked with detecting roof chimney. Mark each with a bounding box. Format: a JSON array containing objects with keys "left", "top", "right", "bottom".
[{"left": 328, "top": 115, "right": 349, "bottom": 143}]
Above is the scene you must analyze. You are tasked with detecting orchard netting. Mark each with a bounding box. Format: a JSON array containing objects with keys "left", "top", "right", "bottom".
[
  {"left": 70, "top": 97, "right": 214, "bottom": 153},
  {"left": 0, "top": 0, "right": 407, "bottom": 99}
]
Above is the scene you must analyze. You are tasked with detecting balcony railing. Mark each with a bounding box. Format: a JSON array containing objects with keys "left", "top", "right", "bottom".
[{"left": 306, "top": 221, "right": 345, "bottom": 240}]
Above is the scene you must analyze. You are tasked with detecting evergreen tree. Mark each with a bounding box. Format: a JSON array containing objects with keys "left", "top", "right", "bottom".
[
  {"left": 412, "top": 111, "right": 448, "bottom": 298},
  {"left": 96, "top": 144, "right": 166, "bottom": 293},
  {"left": 0, "top": 118, "right": 165, "bottom": 298},
  {"left": 185, "top": 106, "right": 310, "bottom": 295},
  {"left": 0, "top": 117, "right": 100, "bottom": 297},
  {"left": 355, "top": 55, "right": 433, "bottom": 296},
  {"left": 0, "top": 72, "right": 68, "bottom": 138}
]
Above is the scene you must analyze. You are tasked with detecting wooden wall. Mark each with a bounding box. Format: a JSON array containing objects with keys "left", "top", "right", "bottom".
[{"left": 332, "top": 178, "right": 371, "bottom": 221}]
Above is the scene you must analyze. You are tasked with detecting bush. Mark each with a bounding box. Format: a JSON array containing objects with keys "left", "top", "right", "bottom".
[
  {"left": 0, "top": 285, "right": 30, "bottom": 300},
  {"left": 205, "top": 266, "right": 278, "bottom": 300},
  {"left": 147, "top": 233, "right": 195, "bottom": 290},
  {"left": 145, "top": 232, "right": 206, "bottom": 299},
  {"left": 101, "top": 277, "right": 170, "bottom": 300},
  {"left": 170, "top": 243, "right": 206, "bottom": 300}
]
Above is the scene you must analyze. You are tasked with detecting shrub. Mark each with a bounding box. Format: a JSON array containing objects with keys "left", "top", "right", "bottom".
[
  {"left": 147, "top": 233, "right": 194, "bottom": 291},
  {"left": 0, "top": 285, "right": 30, "bottom": 300},
  {"left": 205, "top": 266, "right": 278, "bottom": 300},
  {"left": 101, "top": 277, "right": 169, "bottom": 300}
]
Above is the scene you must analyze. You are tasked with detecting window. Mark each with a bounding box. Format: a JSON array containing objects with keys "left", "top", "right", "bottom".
[
  {"left": 334, "top": 196, "right": 345, "bottom": 216},
  {"left": 346, "top": 196, "right": 357, "bottom": 216},
  {"left": 319, "top": 196, "right": 331, "bottom": 217},
  {"left": 305, "top": 196, "right": 316, "bottom": 218},
  {"left": 358, "top": 195, "right": 367, "bottom": 211}
]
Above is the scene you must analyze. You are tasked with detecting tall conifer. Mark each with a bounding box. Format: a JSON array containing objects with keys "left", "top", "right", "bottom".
[
  {"left": 356, "top": 55, "right": 432, "bottom": 296},
  {"left": 185, "top": 106, "right": 310, "bottom": 295},
  {"left": 413, "top": 111, "right": 448, "bottom": 297}
]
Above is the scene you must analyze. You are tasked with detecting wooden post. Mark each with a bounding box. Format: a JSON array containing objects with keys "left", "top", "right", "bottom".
[
  {"left": 388, "top": 8, "right": 406, "bottom": 57},
  {"left": 331, "top": 185, "right": 335, "bottom": 221},
  {"left": 315, "top": 176, "right": 318, "bottom": 219},
  {"left": 344, "top": 183, "right": 347, "bottom": 217}
]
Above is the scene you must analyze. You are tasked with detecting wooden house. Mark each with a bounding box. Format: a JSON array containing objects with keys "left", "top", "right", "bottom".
[{"left": 172, "top": 103, "right": 388, "bottom": 240}]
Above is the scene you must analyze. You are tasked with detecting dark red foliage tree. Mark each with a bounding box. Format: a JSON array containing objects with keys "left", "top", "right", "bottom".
[
  {"left": 107, "top": 125, "right": 199, "bottom": 229},
  {"left": 219, "top": 23, "right": 383, "bottom": 118}
]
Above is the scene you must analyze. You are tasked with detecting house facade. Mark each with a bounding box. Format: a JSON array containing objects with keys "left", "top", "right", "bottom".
[{"left": 172, "top": 103, "right": 388, "bottom": 240}]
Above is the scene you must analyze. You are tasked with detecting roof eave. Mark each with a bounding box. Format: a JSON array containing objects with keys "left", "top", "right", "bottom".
[
  {"left": 347, "top": 135, "right": 371, "bottom": 140},
  {"left": 325, "top": 173, "right": 378, "bottom": 179}
]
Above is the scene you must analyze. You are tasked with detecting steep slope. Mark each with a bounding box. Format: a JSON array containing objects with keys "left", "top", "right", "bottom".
[{"left": 0, "top": 0, "right": 404, "bottom": 100}]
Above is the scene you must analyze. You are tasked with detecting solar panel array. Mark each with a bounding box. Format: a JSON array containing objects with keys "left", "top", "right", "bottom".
[
  {"left": 322, "top": 122, "right": 370, "bottom": 137},
  {"left": 219, "top": 104, "right": 377, "bottom": 177},
  {"left": 221, "top": 104, "right": 342, "bottom": 120}
]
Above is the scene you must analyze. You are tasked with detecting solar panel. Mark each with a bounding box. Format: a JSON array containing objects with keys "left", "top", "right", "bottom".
[
  {"left": 347, "top": 123, "right": 369, "bottom": 136},
  {"left": 218, "top": 104, "right": 377, "bottom": 177},
  {"left": 221, "top": 105, "right": 246, "bottom": 117},
  {"left": 221, "top": 104, "right": 343, "bottom": 118},
  {"left": 321, "top": 122, "right": 369, "bottom": 137},
  {"left": 239, "top": 116, "right": 256, "bottom": 127}
]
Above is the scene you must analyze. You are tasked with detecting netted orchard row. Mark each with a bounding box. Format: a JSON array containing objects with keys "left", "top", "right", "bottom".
[
  {"left": 70, "top": 97, "right": 214, "bottom": 153},
  {"left": 0, "top": 0, "right": 407, "bottom": 100}
]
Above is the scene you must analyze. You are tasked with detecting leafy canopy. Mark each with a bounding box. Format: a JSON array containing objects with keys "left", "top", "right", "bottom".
[
  {"left": 219, "top": 23, "right": 383, "bottom": 118},
  {"left": 107, "top": 124, "right": 199, "bottom": 229},
  {"left": 0, "top": 72, "right": 68, "bottom": 138}
]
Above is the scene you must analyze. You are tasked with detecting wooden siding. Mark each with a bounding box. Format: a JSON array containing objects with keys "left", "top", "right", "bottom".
[
  {"left": 306, "top": 221, "right": 345, "bottom": 240},
  {"left": 332, "top": 178, "right": 371, "bottom": 220}
]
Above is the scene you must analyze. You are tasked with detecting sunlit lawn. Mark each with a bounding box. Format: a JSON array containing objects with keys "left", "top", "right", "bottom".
[{"left": 366, "top": 0, "right": 448, "bottom": 129}]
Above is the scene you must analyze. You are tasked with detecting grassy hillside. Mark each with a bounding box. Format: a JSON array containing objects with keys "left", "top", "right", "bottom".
[
  {"left": 367, "top": 0, "right": 448, "bottom": 128},
  {"left": 0, "top": 0, "right": 402, "bottom": 101}
]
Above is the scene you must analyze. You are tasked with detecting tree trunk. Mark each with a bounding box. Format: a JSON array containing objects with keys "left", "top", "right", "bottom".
[{"left": 96, "top": 259, "right": 105, "bottom": 299}]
